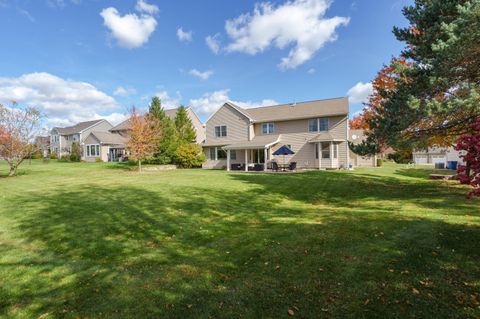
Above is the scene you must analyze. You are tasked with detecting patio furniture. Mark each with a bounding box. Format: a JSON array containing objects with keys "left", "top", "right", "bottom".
[
  {"left": 273, "top": 145, "right": 295, "bottom": 170},
  {"left": 230, "top": 163, "right": 244, "bottom": 171},
  {"left": 272, "top": 161, "right": 279, "bottom": 172},
  {"left": 289, "top": 162, "right": 297, "bottom": 171}
]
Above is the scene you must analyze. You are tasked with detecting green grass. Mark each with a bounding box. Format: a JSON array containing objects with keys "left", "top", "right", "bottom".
[{"left": 0, "top": 161, "right": 479, "bottom": 318}]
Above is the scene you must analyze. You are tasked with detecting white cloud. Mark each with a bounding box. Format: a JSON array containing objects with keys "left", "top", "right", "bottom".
[
  {"left": 188, "top": 69, "right": 214, "bottom": 80},
  {"left": 113, "top": 86, "right": 137, "bottom": 97},
  {"left": 0, "top": 72, "right": 119, "bottom": 127},
  {"left": 155, "top": 90, "right": 181, "bottom": 109},
  {"left": 135, "top": 0, "right": 159, "bottom": 15},
  {"left": 307, "top": 68, "right": 316, "bottom": 74},
  {"left": 223, "top": 0, "right": 349, "bottom": 69},
  {"left": 177, "top": 28, "right": 193, "bottom": 42},
  {"left": 100, "top": 6, "right": 157, "bottom": 49},
  {"left": 189, "top": 89, "right": 277, "bottom": 115},
  {"left": 206, "top": 34, "right": 221, "bottom": 54},
  {"left": 347, "top": 82, "right": 373, "bottom": 104}
]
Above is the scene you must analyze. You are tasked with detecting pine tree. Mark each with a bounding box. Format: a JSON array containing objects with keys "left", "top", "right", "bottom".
[
  {"left": 175, "top": 106, "right": 196, "bottom": 145},
  {"left": 148, "top": 97, "right": 179, "bottom": 164}
]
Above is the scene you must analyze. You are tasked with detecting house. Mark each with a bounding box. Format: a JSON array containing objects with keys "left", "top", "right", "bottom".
[
  {"left": 349, "top": 129, "right": 378, "bottom": 167},
  {"left": 34, "top": 136, "right": 50, "bottom": 158},
  {"left": 202, "top": 97, "right": 356, "bottom": 171},
  {"left": 83, "top": 131, "right": 129, "bottom": 162},
  {"left": 413, "top": 146, "right": 465, "bottom": 166},
  {"left": 110, "top": 107, "right": 205, "bottom": 144},
  {"left": 50, "top": 119, "right": 113, "bottom": 159}
]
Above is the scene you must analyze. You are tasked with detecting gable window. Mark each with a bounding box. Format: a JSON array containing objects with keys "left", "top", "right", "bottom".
[
  {"left": 308, "top": 118, "right": 329, "bottom": 132},
  {"left": 215, "top": 125, "right": 227, "bottom": 137},
  {"left": 86, "top": 144, "right": 100, "bottom": 157},
  {"left": 262, "top": 123, "right": 275, "bottom": 134}
]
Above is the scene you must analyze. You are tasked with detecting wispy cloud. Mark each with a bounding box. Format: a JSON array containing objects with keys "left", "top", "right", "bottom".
[{"left": 188, "top": 69, "right": 214, "bottom": 80}]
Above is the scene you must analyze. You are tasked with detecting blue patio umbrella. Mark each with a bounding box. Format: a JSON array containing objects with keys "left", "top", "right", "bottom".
[{"left": 273, "top": 145, "right": 295, "bottom": 168}]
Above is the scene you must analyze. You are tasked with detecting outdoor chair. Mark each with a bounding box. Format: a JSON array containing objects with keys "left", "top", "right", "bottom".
[
  {"left": 271, "top": 161, "right": 279, "bottom": 172},
  {"left": 289, "top": 162, "right": 297, "bottom": 171}
]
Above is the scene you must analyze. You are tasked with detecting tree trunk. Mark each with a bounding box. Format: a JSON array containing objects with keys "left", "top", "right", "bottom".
[
  {"left": 138, "top": 160, "right": 142, "bottom": 172},
  {"left": 8, "top": 164, "right": 17, "bottom": 177}
]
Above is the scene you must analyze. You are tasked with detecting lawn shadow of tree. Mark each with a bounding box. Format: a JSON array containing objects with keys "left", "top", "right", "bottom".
[{"left": 1, "top": 174, "right": 479, "bottom": 318}]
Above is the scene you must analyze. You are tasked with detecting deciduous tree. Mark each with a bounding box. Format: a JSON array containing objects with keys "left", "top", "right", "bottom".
[
  {"left": 455, "top": 118, "right": 480, "bottom": 198},
  {"left": 126, "top": 107, "right": 161, "bottom": 172}
]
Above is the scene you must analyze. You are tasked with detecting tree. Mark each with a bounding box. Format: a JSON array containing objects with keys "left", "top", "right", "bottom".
[
  {"left": 455, "top": 118, "right": 480, "bottom": 198},
  {"left": 0, "top": 103, "right": 44, "bottom": 176},
  {"left": 353, "top": 0, "right": 480, "bottom": 156},
  {"left": 175, "top": 106, "right": 196, "bottom": 145},
  {"left": 126, "top": 107, "right": 161, "bottom": 172},
  {"left": 175, "top": 144, "right": 206, "bottom": 168},
  {"left": 148, "top": 97, "right": 179, "bottom": 163},
  {"left": 70, "top": 142, "right": 81, "bottom": 162}
]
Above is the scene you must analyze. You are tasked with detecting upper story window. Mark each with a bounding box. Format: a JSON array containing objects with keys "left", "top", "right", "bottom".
[
  {"left": 308, "top": 118, "right": 329, "bottom": 132},
  {"left": 262, "top": 123, "right": 275, "bottom": 134},
  {"left": 215, "top": 125, "right": 227, "bottom": 137}
]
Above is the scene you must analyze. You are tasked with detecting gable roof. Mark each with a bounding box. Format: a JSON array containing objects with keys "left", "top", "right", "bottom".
[
  {"left": 89, "top": 131, "right": 128, "bottom": 145},
  {"left": 53, "top": 119, "right": 106, "bottom": 135},
  {"left": 110, "top": 107, "right": 195, "bottom": 132},
  {"left": 242, "top": 97, "right": 349, "bottom": 123}
]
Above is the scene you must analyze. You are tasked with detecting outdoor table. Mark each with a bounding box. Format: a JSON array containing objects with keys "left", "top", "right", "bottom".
[{"left": 277, "top": 163, "right": 289, "bottom": 171}]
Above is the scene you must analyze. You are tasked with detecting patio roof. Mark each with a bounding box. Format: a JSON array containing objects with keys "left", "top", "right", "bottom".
[
  {"left": 223, "top": 135, "right": 281, "bottom": 150},
  {"left": 308, "top": 132, "right": 345, "bottom": 143}
]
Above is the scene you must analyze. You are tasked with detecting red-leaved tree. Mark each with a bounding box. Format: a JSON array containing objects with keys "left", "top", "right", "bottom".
[{"left": 455, "top": 118, "right": 480, "bottom": 198}]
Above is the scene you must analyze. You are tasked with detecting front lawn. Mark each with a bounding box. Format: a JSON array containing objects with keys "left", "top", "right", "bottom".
[{"left": 0, "top": 161, "right": 479, "bottom": 318}]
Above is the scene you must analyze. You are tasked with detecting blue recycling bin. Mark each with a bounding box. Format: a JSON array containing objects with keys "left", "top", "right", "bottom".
[{"left": 447, "top": 161, "right": 458, "bottom": 170}]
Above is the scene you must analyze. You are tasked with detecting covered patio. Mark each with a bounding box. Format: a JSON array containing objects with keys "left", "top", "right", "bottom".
[{"left": 223, "top": 135, "right": 281, "bottom": 172}]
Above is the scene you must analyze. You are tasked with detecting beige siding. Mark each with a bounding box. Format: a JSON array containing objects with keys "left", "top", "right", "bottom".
[
  {"left": 203, "top": 147, "right": 247, "bottom": 169},
  {"left": 205, "top": 104, "right": 250, "bottom": 145},
  {"left": 186, "top": 108, "right": 206, "bottom": 144},
  {"left": 81, "top": 120, "right": 113, "bottom": 143},
  {"left": 253, "top": 116, "right": 349, "bottom": 169}
]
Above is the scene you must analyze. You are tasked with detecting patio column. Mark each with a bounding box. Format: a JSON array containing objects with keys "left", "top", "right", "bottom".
[
  {"left": 264, "top": 148, "right": 268, "bottom": 171},
  {"left": 244, "top": 149, "right": 248, "bottom": 172},
  {"left": 227, "top": 149, "right": 231, "bottom": 171},
  {"left": 318, "top": 142, "right": 321, "bottom": 169},
  {"left": 330, "top": 142, "right": 334, "bottom": 168}
]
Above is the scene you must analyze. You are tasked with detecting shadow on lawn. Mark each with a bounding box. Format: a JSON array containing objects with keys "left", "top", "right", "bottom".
[{"left": 1, "top": 173, "right": 479, "bottom": 318}]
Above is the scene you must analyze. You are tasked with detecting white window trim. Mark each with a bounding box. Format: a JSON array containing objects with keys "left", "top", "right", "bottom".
[
  {"left": 214, "top": 125, "right": 227, "bottom": 138},
  {"left": 262, "top": 122, "right": 275, "bottom": 134},
  {"left": 86, "top": 144, "right": 100, "bottom": 157},
  {"left": 308, "top": 117, "right": 329, "bottom": 132}
]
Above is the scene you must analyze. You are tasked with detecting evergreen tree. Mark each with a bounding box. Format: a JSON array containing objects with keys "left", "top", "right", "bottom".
[
  {"left": 175, "top": 106, "right": 196, "bottom": 145},
  {"left": 148, "top": 97, "right": 179, "bottom": 164}
]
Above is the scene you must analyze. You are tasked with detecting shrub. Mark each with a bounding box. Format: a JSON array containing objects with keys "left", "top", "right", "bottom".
[
  {"left": 31, "top": 150, "right": 43, "bottom": 159},
  {"left": 49, "top": 152, "right": 58, "bottom": 160},
  {"left": 95, "top": 157, "right": 103, "bottom": 163},
  {"left": 175, "top": 144, "right": 206, "bottom": 168},
  {"left": 387, "top": 150, "right": 412, "bottom": 164},
  {"left": 69, "top": 142, "right": 81, "bottom": 162},
  {"left": 376, "top": 158, "right": 383, "bottom": 167},
  {"left": 58, "top": 156, "right": 70, "bottom": 162}
]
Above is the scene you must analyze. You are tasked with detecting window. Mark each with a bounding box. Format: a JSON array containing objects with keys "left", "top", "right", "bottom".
[
  {"left": 262, "top": 123, "right": 275, "bottom": 134},
  {"left": 217, "top": 148, "right": 227, "bottom": 159},
  {"left": 230, "top": 150, "right": 237, "bottom": 160},
  {"left": 209, "top": 148, "right": 216, "bottom": 160},
  {"left": 321, "top": 142, "right": 330, "bottom": 159},
  {"left": 308, "top": 118, "right": 329, "bottom": 132},
  {"left": 86, "top": 144, "right": 100, "bottom": 157},
  {"left": 215, "top": 125, "right": 227, "bottom": 137},
  {"left": 333, "top": 144, "right": 338, "bottom": 159}
]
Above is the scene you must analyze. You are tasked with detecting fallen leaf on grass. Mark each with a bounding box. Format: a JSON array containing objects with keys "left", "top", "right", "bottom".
[
  {"left": 364, "top": 299, "right": 370, "bottom": 305},
  {"left": 287, "top": 309, "right": 295, "bottom": 316},
  {"left": 186, "top": 304, "right": 193, "bottom": 309},
  {"left": 412, "top": 288, "right": 420, "bottom": 295}
]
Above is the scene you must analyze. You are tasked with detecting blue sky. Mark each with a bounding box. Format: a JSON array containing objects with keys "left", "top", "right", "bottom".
[{"left": 0, "top": 0, "right": 412, "bottom": 126}]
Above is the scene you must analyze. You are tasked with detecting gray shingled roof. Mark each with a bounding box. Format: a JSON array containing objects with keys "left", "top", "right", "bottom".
[
  {"left": 228, "top": 97, "right": 349, "bottom": 123},
  {"left": 110, "top": 108, "right": 179, "bottom": 132},
  {"left": 90, "top": 131, "right": 128, "bottom": 145},
  {"left": 54, "top": 119, "right": 104, "bottom": 135},
  {"left": 309, "top": 131, "right": 345, "bottom": 143},
  {"left": 223, "top": 135, "right": 281, "bottom": 150}
]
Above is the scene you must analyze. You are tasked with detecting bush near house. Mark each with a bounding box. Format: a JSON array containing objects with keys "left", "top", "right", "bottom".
[{"left": 175, "top": 143, "right": 206, "bottom": 168}]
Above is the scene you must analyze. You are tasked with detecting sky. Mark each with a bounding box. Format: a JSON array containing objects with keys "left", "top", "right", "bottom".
[{"left": 0, "top": 0, "right": 413, "bottom": 127}]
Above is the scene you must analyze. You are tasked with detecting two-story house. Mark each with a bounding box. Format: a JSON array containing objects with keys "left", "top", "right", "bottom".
[
  {"left": 202, "top": 97, "right": 353, "bottom": 171},
  {"left": 50, "top": 119, "right": 113, "bottom": 159}
]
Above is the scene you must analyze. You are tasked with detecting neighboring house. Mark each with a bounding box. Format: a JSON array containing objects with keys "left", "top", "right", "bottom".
[
  {"left": 110, "top": 107, "right": 205, "bottom": 144},
  {"left": 34, "top": 136, "right": 50, "bottom": 157},
  {"left": 202, "top": 97, "right": 353, "bottom": 171},
  {"left": 83, "top": 131, "right": 129, "bottom": 162},
  {"left": 349, "top": 129, "right": 378, "bottom": 167},
  {"left": 413, "top": 146, "right": 465, "bottom": 166},
  {"left": 50, "top": 119, "right": 113, "bottom": 159}
]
